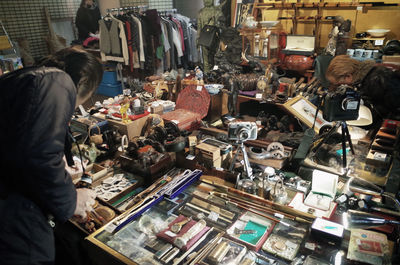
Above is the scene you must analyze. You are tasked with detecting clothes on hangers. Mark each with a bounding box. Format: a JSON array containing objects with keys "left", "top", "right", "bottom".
[
  {"left": 99, "top": 8, "right": 198, "bottom": 74},
  {"left": 99, "top": 14, "right": 129, "bottom": 65}
]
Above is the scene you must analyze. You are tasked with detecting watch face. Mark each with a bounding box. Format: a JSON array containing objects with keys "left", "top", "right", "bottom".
[{"left": 257, "top": 79, "right": 267, "bottom": 91}]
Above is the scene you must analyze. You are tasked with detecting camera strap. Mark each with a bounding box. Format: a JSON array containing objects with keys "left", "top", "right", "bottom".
[
  {"left": 311, "top": 95, "right": 323, "bottom": 131},
  {"left": 292, "top": 95, "right": 322, "bottom": 163}
]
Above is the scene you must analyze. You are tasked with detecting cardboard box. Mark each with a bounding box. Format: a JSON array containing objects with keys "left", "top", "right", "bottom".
[
  {"left": 150, "top": 104, "right": 163, "bottom": 115},
  {"left": 196, "top": 143, "right": 220, "bottom": 161},
  {"left": 281, "top": 35, "right": 315, "bottom": 56},
  {"left": 93, "top": 113, "right": 149, "bottom": 140}
]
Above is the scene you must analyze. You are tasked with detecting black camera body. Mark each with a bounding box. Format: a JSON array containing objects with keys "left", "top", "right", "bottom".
[{"left": 322, "top": 85, "right": 361, "bottom": 122}]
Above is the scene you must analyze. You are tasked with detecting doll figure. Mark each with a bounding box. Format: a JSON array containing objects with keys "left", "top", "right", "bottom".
[{"left": 120, "top": 97, "right": 131, "bottom": 123}]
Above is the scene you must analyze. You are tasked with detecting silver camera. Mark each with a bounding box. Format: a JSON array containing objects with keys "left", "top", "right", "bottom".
[{"left": 228, "top": 121, "right": 257, "bottom": 141}]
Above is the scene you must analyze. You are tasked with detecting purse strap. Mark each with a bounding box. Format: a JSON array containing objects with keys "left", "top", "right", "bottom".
[{"left": 88, "top": 123, "right": 101, "bottom": 136}]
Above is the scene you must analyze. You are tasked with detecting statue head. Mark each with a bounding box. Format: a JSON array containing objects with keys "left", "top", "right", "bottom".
[{"left": 204, "top": 0, "right": 214, "bottom": 7}]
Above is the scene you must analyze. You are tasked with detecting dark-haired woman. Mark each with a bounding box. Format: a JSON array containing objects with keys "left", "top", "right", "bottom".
[
  {"left": 75, "top": 0, "right": 101, "bottom": 41},
  {"left": 0, "top": 47, "right": 103, "bottom": 265}
]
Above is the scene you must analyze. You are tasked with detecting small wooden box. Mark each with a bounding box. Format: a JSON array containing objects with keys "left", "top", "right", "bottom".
[
  {"left": 93, "top": 113, "right": 149, "bottom": 140},
  {"left": 196, "top": 143, "right": 220, "bottom": 161}
]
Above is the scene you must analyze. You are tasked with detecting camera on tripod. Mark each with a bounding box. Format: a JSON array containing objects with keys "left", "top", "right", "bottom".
[
  {"left": 228, "top": 121, "right": 257, "bottom": 141},
  {"left": 322, "top": 85, "right": 361, "bottom": 122}
]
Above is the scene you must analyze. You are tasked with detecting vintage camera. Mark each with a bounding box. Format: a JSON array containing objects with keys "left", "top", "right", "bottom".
[
  {"left": 228, "top": 121, "right": 257, "bottom": 141},
  {"left": 322, "top": 85, "right": 361, "bottom": 122}
]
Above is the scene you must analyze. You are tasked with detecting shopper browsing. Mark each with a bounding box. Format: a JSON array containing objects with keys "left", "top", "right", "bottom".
[
  {"left": 326, "top": 55, "right": 400, "bottom": 122},
  {"left": 0, "top": 47, "right": 103, "bottom": 265}
]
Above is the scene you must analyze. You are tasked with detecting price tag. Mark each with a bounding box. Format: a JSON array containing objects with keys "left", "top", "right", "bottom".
[
  {"left": 213, "top": 65, "right": 219, "bottom": 70},
  {"left": 255, "top": 93, "right": 263, "bottom": 99},
  {"left": 274, "top": 213, "right": 284, "bottom": 219},
  {"left": 266, "top": 30, "right": 271, "bottom": 35},
  {"left": 305, "top": 242, "right": 316, "bottom": 251},
  {"left": 285, "top": 240, "right": 298, "bottom": 249},
  {"left": 165, "top": 231, "right": 177, "bottom": 237},
  {"left": 237, "top": 0, "right": 242, "bottom": 3},
  {"left": 104, "top": 223, "right": 118, "bottom": 233},
  {"left": 256, "top": 120, "right": 262, "bottom": 125},
  {"left": 375, "top": 39, "right": 384, "bottom": 46},
  {"left": 197, "top": 85, "right": 203, "bottom": 91},
  {"left": 208, "top": 211, "right": 219, "bottom": 222},
  {"left": 186, "top": 154, "right": 195, "bottom": 160},
  {"left": 356, "top": 6, "right": 363, "bottom": 11}
]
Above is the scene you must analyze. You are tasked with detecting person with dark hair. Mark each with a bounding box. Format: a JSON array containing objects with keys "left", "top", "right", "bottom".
[
  {"left": 75, "top": 0, "right": 101, "bottom": 41},
  {"left": 326, "top": 55, "right": 400, "bottom": 121},
  {"left": 0, "top": 47, "right": 103, "bottom": 265}
]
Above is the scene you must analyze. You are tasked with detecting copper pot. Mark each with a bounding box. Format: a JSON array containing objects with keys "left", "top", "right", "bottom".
[{"left": 283, "top": 55, "right": 314, "bottom": 73}]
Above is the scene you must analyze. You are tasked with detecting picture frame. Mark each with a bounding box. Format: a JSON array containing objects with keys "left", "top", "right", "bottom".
[{"left": 283, "top": 95, "right": 333, "bottom": 133}]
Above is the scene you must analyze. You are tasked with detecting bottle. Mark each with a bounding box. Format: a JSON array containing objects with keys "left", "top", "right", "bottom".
[
  {"left": 254, "top": 35, "right": 260, "bottom": 57},
  {"left": 262, "top": 38, "right": 269, "bottom": 58}
]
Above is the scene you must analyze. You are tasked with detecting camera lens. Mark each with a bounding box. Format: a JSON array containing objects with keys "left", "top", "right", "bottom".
[{"left": 239, "top": 129, "right": 249, "bottom": 140}]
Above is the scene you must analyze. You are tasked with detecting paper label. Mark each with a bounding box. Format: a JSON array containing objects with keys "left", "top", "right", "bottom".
[
  {"left": 186, "top": 154, "right": 195, "bottom": 160},
  {"left": 197, "top": 86, "right": 203, "bottom": 91},
  {"left": 255, "top": 93, "right": 262, "bottom": 99},
  {"left": 374, "top": 152, "right": 387, "bottom": 161},
  {"left": 285, "top": 240, "right": 298, "bottom": 249},
  {"left": 208, "top": 211, "right": 219, "bottom": 222},
  {"left": 104, "top": 223, "right": 118, "bottom": 233},
  {"left": 305, "top": 242, "right": 316, "bottom": 251},
  {"left": 165, "top": 231, "right": 177, "bottom": 237},
  {"left": 375, "top": 39, "right": 384, "bottom": 45},
  {"left": 274, "top": 213, "right": 284, "bottom": 219},
  {"left": 213, "top": 65, "right": 218, "bottom": 70}
]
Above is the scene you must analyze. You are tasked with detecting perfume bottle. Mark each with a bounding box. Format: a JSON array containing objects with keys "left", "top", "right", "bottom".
[
  {"left": 254, "top": 35, "right": 260, "bottom": 57},
  {"left": 262, "top": 38, "right": 269, "bottom": 58}
]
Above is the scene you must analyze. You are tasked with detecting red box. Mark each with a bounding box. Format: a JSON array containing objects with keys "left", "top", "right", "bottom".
[{"left": 162, "top": 85, "right": 210, "bottom": 131}]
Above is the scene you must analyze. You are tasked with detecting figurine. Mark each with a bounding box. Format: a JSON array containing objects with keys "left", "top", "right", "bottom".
[
  {"left": 120, "top": 96, "right": 131, "bottom": 124},
  {"left": 198, "top": 0, "right": 226, "bottom": 72},
  {"left": 195, "top": 66, "right": 203, "bottom": 81}
]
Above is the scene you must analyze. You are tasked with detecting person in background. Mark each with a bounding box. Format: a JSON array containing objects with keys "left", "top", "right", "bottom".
[
  {"left": 75, "top": 0, "right": 101, "bottom": 42},
  {"left": 326, "top": 55, "right": 400, "bottom": 122},
  {"left": 0, "top": 47, "right": 103, "bottom": 265}
]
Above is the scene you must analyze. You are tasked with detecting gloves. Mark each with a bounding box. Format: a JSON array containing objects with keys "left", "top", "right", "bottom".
[{"left": 74, "top": 188, "right": 96, "bottom": 220}]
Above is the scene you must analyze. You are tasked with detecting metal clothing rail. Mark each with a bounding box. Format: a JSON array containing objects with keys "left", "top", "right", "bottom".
[{"left": 106, "top": 5, "right": 148, "bottom": 15}]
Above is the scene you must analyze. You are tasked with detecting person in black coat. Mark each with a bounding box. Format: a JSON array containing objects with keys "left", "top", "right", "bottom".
[
  {"left": 0, "top": 47, "right": 103, "bottom": 265},
  {"left": 326, "top": 55, "right": 400, "bottom": 122},
  {"left": 75, "top": 0, "right": 101, "bottom": 41}
]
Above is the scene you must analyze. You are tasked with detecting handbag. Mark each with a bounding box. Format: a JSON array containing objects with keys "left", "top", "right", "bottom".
[
  {"left": 198, "top": 20, "right": 219, "bottom": 49},
  {"left": 88, "top": 124, "right": 103, "bottom": 145}
]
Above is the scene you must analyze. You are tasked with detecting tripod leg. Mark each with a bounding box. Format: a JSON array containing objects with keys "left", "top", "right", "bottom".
[
  {"left": 241, "top": 144, "right": 253, "bottom": 180},
  {"left": 343, "top": 122, "right": 355, "bottom": 155},
  {"left": 229, "top": 143, "right": 241, "bottom": 172},
  {"left": 311, "top": 122, "right": 341, "bottom": 154},
  {"left": 341, "top": 122, "right": 347, "bottom": 168}
]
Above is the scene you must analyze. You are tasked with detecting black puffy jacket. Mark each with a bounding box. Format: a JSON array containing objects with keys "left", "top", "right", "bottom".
[{"left": 0, "top": 67, "right": 77, "bottom": 222}]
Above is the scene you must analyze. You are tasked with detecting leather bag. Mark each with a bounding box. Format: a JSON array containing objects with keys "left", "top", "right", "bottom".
[{"left": 198, "top": 24, "right": 219, "bottom": 49}]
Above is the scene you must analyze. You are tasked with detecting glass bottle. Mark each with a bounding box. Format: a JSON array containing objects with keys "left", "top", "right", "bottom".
[
  {"left": 254, "top": 35, "right": 260, "bottom": 57},
  {"left": 262, "top": 38, "right": 269, "bottom": 58}
]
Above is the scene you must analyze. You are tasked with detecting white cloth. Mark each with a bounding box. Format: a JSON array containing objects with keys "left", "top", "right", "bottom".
[{"left": 171, "top": 26, "right": 183, "bottom": 57}]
